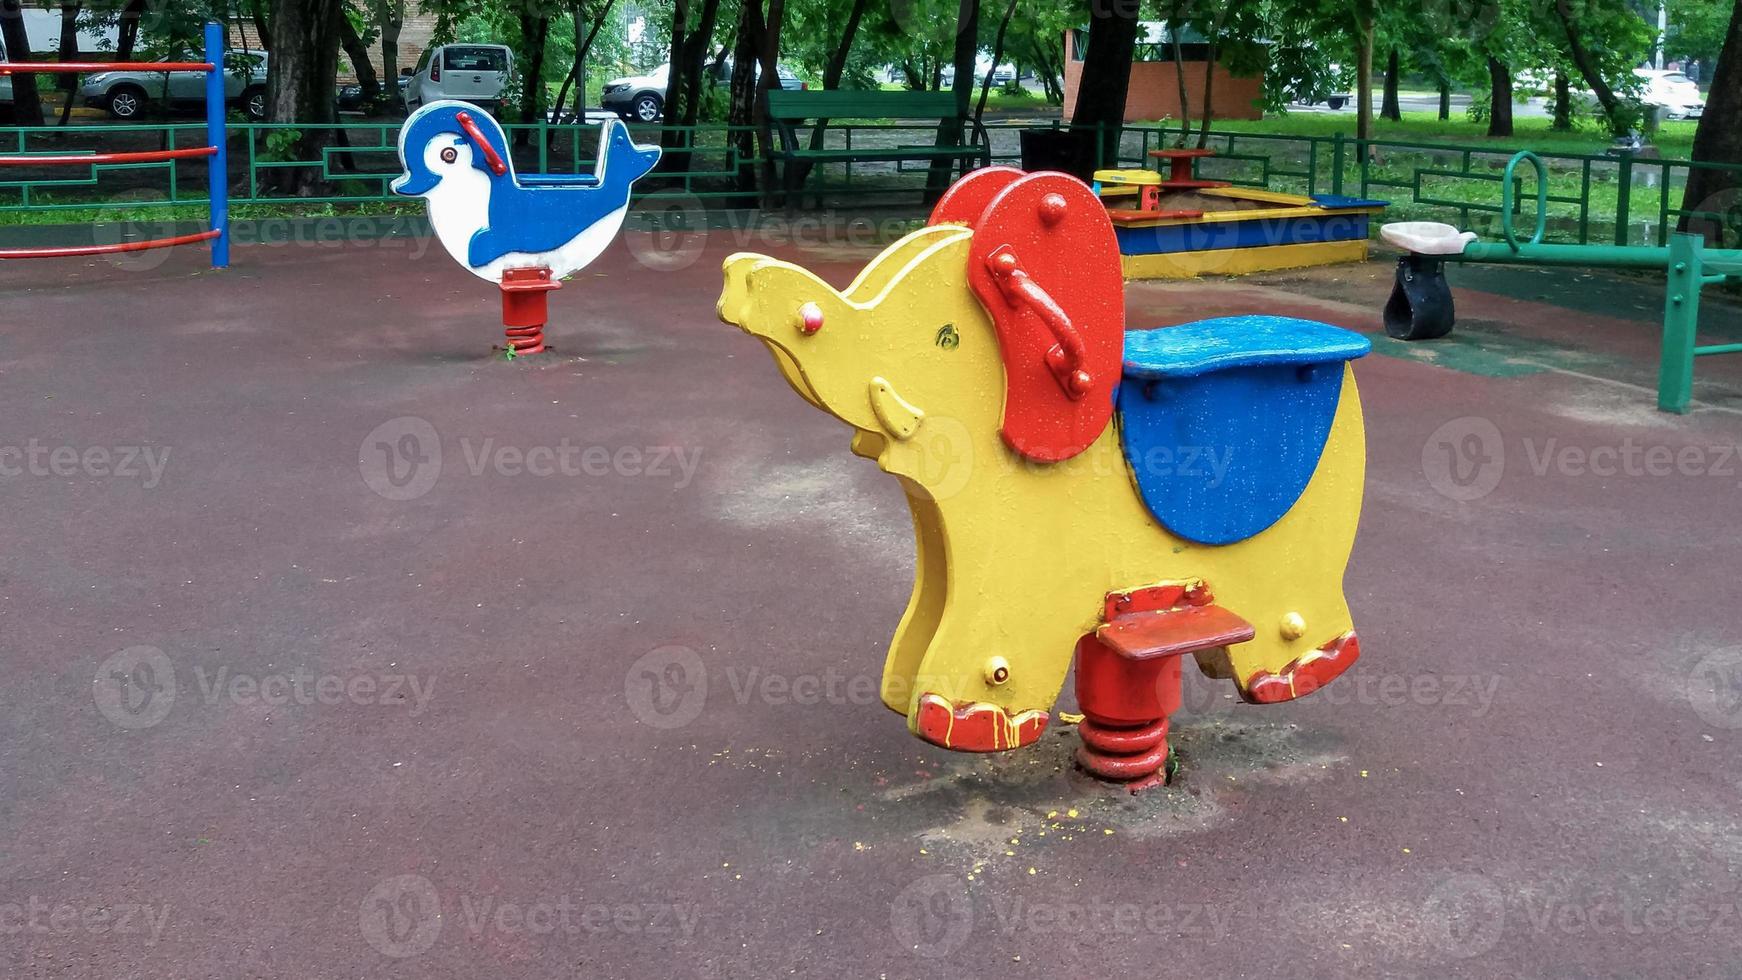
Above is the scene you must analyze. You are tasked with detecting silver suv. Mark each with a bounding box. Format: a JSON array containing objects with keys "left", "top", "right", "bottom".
[
  {"left": 79, "top": 52, "right": 269, "bottom": 120},
  {"left": 403, "top": 44, "right": 513, "bottom": 114}
]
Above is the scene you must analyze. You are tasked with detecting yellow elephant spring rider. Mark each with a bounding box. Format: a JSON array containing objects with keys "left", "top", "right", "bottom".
[{"left": 717, "top": 167, "right": 1370, "bottom": 790}]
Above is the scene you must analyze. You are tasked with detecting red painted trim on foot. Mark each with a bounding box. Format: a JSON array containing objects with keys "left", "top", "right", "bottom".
[
  {"left": 1243, "top": 630, "right": 1361, "bottom": 705},
  {"left": 913, "top": 694, "right": 1048, "bottom": 753}
]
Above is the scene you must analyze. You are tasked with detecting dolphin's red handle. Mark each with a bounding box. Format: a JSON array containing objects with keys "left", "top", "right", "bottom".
[
  {"left": 455, "top": 111, "right": 508, "bottom": 177},
  {"left": 986, "top": 246, "right": 1092, "bottom": 400}
]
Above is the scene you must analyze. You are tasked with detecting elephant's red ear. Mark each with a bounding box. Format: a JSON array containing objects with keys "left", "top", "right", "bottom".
[
  {"left": 929, "top": 166, "right": 1027, "bottom": 228},
  {"left": 966, "top": 172, "right": 1124, "bottom": 463}
]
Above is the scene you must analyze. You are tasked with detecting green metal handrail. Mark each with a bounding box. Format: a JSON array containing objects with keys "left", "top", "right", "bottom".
[
  {"left": 1501, "top": 150, "right": 1548, "bottom": 250},
  {"left": 8, "top": 120, "right": 1742, "bottom": 253}
]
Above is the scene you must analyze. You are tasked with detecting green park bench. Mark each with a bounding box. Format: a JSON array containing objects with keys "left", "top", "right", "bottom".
[{"left": 764, "top": 89, "right": 992, "bottom": 210}]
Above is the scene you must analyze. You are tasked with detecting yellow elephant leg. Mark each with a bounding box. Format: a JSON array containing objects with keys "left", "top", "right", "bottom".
[{"left": 880, "top": 482, "right": 948, "bottom": 715}]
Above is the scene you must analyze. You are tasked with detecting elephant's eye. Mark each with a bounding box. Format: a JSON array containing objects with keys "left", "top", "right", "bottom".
[
  {"left": 935, "top": 324, "right": 960, "bottom": 350},
  {"left": 440, "top": 147, "right": 459, "bottom": 164}
]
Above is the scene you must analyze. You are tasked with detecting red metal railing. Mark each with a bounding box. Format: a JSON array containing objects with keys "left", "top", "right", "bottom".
[
  {"left": 0, "top": 147, "right": 218, "bottom": 167},
  {"left": 0, "top": 61, "right": 215, "bottom": 74},
  {"left": 0, "top": 25, "right": 230, "bottom": 267},
  {"left": 1, "top": 230, "right": 222, "bottom": 260}
]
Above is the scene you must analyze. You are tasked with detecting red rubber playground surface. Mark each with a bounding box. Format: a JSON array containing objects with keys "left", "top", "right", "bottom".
[{"left": 3, "top": 227, "right": 1741, "bottom": 978}]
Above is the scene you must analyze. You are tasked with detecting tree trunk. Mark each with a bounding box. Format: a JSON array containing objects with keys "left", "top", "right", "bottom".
[
  {"left": 116, "top": 0, "right": 145, "bottom": 60},
  {"left": 265, "top": 0, "right": 345, "bottom": 194},
  {"left": 928, "top": 0, "right": 979, "bottom": 200},
  {"left": 550, "top": 0, "right": 614, "bottom": 131},
  {"left": 1072, "top": 1, "right": 1140, "bottom": 168},
  {"left": 664, "top": 0, "right": 722, "bottom": 155},
  {"left": 515, "top": 13, "right": 550, "bottom": 146},
  {"left": 1680, "top": 0, "right": 1742, "bottom": 243},
  {"left": 1438, "top": 74, "right": 1451, "bottom": 120},
  {"left": 1354, "top": 13, "right": 1373, "bottom": 140},
  {"left": 1196, "top": 41, "right": 1217, "bottom": 148},
  {"left": 1552, "top": 69, "right": 1571, "bottom": 130},
  {"left": 0, "top": 0, "right": 44, "bottom": 125},
  {"left": 664, "top": 0, "right": 689, "bottom": 131},
  {"left": 977, "top": 0, "right": 1018, "bottom": 122},
  {"left": 1485, "top": 56, "right": 1512, "bottom": 136},
  {"left": 378, "top": 0, "right": 404, "bottom": 103},
  {"left": 795, "top": 0, "right": 874, "bottom": 186},
  {"left": 727, "top": 0, "right": 765, "bottom": 195},
  {"left": 754, "top": 0, "right": 786, "bottom": 203},
  {"left": 339, "top": 15, "right": 380, "bottom": 104},
  {"left": 249, "top": 0, "right": 273, "bottom": 51},
  {"left": 1554, "top": 0, "right": 1627, "bottom": 136},
  {"left": 1169, "top": 9, "right": 1190, "bottom": 145},
  {"left": 1380, "top": 47, "right": 1401, "bottom": 121},
  {"left": 1028, "top": 37, "right": 1063, "bottom": 102},
  {"left": 56, "top": 2, "right": 78, "bottom": 126}
]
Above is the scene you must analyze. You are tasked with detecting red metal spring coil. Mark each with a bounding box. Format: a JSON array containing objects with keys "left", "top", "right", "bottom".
[{"left": 1075, "top": 714, "right": 1171, "bottom": 788}]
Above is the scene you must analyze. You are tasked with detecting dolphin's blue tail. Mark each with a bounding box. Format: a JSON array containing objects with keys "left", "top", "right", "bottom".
[{"left": 601, "top": 119, "right": 663, "bottom": 188}]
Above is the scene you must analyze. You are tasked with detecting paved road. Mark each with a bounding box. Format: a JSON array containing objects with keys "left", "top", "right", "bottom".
[{"left": 1, "top": 226, "right": 1739, "bottom": 978}]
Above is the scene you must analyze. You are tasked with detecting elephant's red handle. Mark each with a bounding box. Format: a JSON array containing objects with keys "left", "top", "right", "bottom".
[{"left": 986, "top": 246, "right": 1092, "bottom": 400}]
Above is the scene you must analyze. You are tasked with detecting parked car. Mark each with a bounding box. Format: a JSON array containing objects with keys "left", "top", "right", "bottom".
[
  {"left": 1634, "top": 68, "right": 1704, "bottom": 119},
  {"left": 941, "top": 56, "right": 1016, "bottom": 87},
  {"left": 79, "top": 52, "right": 268, "bottom": 120},
  {"left": 403, "top": 44, "right": 514, "bottom": 114},
  {"left": 338, "top": 75, "right": 411, "bottom": 112},
  {"left": 602, "top": 60, "right": 803, "bottom": 123}
]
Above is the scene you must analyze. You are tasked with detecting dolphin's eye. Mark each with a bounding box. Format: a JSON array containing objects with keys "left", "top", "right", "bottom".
[{"left": 440, "top": 147, "right": 459, "bottom": 164}]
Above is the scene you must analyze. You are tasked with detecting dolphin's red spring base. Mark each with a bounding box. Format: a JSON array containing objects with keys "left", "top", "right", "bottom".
[{"left": 499, "top": 267, "right": 561, "bottom": 355}]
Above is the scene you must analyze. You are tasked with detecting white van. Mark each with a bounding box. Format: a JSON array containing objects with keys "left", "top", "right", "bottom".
[{"left": 403, "top": 44, "right": 514, "bottom": 115}]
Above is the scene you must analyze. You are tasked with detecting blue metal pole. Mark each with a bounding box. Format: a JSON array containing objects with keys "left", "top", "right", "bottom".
[{"left": 204, "top": 21, "right": 230, "bottom": 270}]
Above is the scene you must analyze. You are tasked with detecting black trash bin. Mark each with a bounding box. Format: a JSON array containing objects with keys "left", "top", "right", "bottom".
[{"left": 1019, "top": 128, "right": 1100, "bottom": 181}]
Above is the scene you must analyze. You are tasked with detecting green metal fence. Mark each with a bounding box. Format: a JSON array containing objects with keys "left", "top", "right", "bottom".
[{"left": 5, "top": 117, "right": 1742, "bottom": 251}]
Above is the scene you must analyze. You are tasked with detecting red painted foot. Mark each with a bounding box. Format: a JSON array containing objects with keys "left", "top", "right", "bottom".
[
  {"left": 913, "top": 694, "right": 1048, "bottom": 753},
  {"left": 1242, "top": 631, "right": 1361, "bottom": 705}
]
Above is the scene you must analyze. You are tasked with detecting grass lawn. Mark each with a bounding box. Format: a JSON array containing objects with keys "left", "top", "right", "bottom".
[{"left": 1169, "top": 110, "right": 1700, "bottom": 159}]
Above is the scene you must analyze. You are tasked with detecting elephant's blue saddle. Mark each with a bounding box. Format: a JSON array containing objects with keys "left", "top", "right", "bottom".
[{"left": 1117, "top": 316, "right": 1370, "bottom": 546}]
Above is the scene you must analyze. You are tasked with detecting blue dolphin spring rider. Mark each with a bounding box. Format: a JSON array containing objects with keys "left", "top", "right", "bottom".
[{"left": 393, "top": 100, "right": 662, "bottom": 354}]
